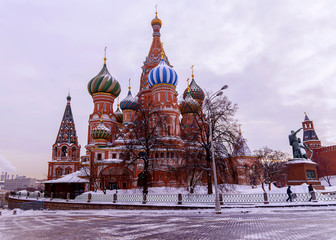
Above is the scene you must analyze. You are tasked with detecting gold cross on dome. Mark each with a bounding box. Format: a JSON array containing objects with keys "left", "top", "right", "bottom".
[
  {"left": 104, "top": 47, "right": 107, "bottom": 64},
  {"left": 191, "top": 65, "right": 195, "bottom": 78},
  {"left": 128, "top": 78, "right": 131, "bottom": 91}
]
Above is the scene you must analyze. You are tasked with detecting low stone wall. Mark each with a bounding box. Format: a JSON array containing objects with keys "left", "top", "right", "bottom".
[{"left": 8, "top": 197, "right": 211, "bottom": 210}]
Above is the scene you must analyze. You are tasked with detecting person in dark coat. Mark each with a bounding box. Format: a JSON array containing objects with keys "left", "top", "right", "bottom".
[
  {"left": 286, "top": 186, "right": 292, "bottom": 202},
  {"left": 308, "top": 184, "right": 314, "bottom": 201}
]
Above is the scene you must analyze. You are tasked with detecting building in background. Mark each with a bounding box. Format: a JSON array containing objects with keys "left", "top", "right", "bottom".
[{"left": 3, "top": 176, "right": 40, "bottom": 191}]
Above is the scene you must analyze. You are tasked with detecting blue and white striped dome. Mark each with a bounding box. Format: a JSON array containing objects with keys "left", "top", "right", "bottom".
[{"left": 148, "top": 58, "right": 178, "bottom": 87}]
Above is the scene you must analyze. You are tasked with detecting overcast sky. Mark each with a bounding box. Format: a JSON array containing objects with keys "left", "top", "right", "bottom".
[{"left": 1, "top": 0, "right": 336, "bottom": 179}]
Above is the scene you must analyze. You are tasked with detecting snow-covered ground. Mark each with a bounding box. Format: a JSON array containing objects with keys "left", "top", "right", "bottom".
[{"left": 84, "top": 182, "right": 323, "bottom": 196}]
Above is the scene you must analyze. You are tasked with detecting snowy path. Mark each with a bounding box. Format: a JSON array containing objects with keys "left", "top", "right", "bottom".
[{"left": 1, "top": 208, "right": 336, "bottom": 240}]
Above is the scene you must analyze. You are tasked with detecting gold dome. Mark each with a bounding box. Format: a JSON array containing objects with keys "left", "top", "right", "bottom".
[{"left": 151, "top": 12, "right": 162, "bottom": 27}]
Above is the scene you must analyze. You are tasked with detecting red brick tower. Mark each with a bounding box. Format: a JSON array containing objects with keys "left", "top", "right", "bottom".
[
  {"left": 148, "top": 52, "right": 180, "bottom": 137},
  {"left": 120, "top": 81, "right": 139, "bottom": 124},
  {"left": 48, "top": 94, "right": 81, "bottom": 180},
  {"left": 86, "top": 52, "right": 121, "bottom": 149},
  {"left": 302, "top": 113, "right": 321, "bottom": 154}
]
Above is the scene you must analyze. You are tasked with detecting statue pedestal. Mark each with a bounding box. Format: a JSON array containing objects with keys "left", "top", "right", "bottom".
[{"left": 286, "top": 158, "right": 325, "bottom": 190}]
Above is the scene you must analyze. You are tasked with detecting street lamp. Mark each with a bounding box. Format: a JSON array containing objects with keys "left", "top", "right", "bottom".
[{"left": 207, "top": 85, "right": 228, "bottom": 214}]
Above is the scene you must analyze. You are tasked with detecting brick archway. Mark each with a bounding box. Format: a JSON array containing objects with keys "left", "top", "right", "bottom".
[{"left": 99, "top": 166, "right": 134, "bottom": 190}]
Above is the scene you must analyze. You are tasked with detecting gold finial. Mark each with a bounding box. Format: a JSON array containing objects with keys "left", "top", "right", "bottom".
[
  {"left": 128, "top": 78, "right": 131, "bottom": 92},
  {"left": 68, "top": 88, "right": 70, "bottom": 97},
  {"left": 117, "top": 97, "right": 120, "bottom": 108},
  {"left": 155, "top": 4, "right": 158, "bottom": 17},
  {"left": 161, "top": 51, "right": 165, "bottom": 59},
  {"left": 304, "top": 112, "right": 306, "bottom": 115},
  {"left": 104, "top": 47, "right": 107, "bottom": 65},
  {"left": 238, "top": 124, "right": 242, "bottom": 135},
  {"left": 186, "top": 78, "right": 190, "bottom": 92},
  {"left": 191, "top": 65, "right": 195, "bottom": 79},
  {"left": 100, "top": 110, "right": 103, "bottom": 123}
]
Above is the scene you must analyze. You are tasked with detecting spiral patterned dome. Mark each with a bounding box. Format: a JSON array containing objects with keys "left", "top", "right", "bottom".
[
  {"left": 120, "top": 89, "right": 139, "bottom": 111},
  {"left": 91, "top": 119, "right": 111, "bottom": 140},
  {"left": 115, "top": 105, "right": 123, "bottom": 124},
  {"left": 183, "top": 78, "right": 204, "bottom": 102},
  {"left": 88, "top": 61, "right": 121, "bottom": 97},
  {"left": 148, "top": 57, "right": 178, "bottom": 87},
  {"left": 179, "top": 90, "right": 201, "bottom": 114}
]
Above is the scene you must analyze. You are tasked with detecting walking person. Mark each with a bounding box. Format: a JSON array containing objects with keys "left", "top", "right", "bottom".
[
  {"left": 308, "top": 184, "right": 314, "bottom": 201},
  {"left": 286, "top": 186, "right": 292, "bottom": 202}
]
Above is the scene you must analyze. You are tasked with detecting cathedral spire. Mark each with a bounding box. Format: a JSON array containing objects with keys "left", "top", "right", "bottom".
[
  {"left": 55, "top": 95, "right": 78, "bottom": 145},
  {"left": 138, "top": 11, "right": 170, "bottom": 93}
]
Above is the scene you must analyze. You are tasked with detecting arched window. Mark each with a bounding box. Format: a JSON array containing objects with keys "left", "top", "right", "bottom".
[
  {"left": 160, "top": 153, "right": 164, "bottom": 159},
  {"left": 167, "top": 125, "right": 171, "bottom": 136},
  {"left": 65, "top": 167, "right": 72, "bottom": 175},
  {"left": 155, "top": 153, "right": 159, "bottom": 159},
  {"left": 61, "top": 146, "right": 67, "bottom": 157},
  {"left": 56, "top": 167, "right": 62, "bottom": 178}
]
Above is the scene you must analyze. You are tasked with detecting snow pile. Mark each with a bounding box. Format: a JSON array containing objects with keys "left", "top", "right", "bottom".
[{"left": 320, "top": 175, "right": 336, "bottom": 192}]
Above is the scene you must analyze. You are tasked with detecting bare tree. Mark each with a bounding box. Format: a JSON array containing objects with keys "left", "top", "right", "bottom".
[
  {"left": 180, "top": 91, "right": 238, "bottom": 194},
  {"left": 315, "top": 154, "right": 333, "bottom": 186},
  {"left": 121, "top": 102, "right": 178, "bottom": 195},
  {"left": 254, "top": 146, "right": 289, "bottom": 191}
]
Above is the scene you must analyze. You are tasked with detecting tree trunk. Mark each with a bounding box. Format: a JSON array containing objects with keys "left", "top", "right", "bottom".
[
  {"left": 143, "top": 160, "right": 149, "bottom": 195},
  {"left": 207, "top": 159, "right": 213, "bottom": 194}
]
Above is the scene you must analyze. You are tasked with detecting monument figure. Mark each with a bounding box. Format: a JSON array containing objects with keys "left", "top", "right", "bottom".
[
  {"left": 298, "top": 138, "right": 313, "bottom": 159},
  {"left": 289, "top": 128, "right": 303, "bottom": 158}
]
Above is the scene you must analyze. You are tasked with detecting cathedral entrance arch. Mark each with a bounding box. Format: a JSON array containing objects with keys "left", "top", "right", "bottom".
[{"left": 100, "top": 166, "right": 133, "bottom": 190}]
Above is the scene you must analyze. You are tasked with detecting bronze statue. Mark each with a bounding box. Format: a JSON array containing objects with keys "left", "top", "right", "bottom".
[{"left": 289, "top": 128, "right": 303, "bottom": 158}]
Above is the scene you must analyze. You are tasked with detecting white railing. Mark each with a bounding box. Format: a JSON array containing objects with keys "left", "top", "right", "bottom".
[{"left": 12, "top": 191, "right": 336, "bottom": 205}]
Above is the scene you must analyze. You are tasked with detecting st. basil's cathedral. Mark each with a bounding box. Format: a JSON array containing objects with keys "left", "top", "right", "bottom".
[{"left": 46, "top": 12, "right": 256, "bottom": 193}]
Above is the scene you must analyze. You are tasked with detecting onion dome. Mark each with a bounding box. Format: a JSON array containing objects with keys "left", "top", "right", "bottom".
[
  {"left": 183, "top": 71, "right": 204, "bottom": 102},
  {"left": 179, "top": 89, "right": 200, "bottom": 114},
  {"left": 115, "top": 104, "right": 123, "bottom": 124},
  {"left": 151, "top": 11, "right": 162, "bottom": 27},
  {"left": 91, "top": 117, "right": 111, "bottom": 140},
  {"left": 148, "top": 53, "right": 178, "bottom": 87},
  {"left": 120, "top": 82, "right": 139, "bottom": 111},
  {"left": 87, "top": 55, "right": 121, "bottom": 97}
]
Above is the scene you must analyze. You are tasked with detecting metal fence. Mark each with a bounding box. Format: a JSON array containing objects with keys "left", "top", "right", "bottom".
[{"left": 11, "top": 190, "right": 336, "bottom": 206}]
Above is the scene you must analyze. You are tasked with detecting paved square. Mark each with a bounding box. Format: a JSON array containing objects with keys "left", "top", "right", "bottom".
[{"left": 1, "top": 208, "right": 336, "bottom": 239}]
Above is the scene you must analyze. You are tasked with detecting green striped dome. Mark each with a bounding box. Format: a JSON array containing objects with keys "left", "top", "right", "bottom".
[
  {"left": 115, "top": 106, "right": 123, "bottom": 124},
  {"left": 91, "top": 121, "right": 111, "bottom": 140},
  {"left": 88, "top": 63, "right": 121, "bottom": 97}
]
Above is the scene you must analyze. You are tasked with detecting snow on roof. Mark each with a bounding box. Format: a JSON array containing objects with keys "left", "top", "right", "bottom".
[
  {"left": 100, "top": 158, "right": 123, "bottom": 164},
  {"left": 43, "top": 169, "right": 89, "bottom": 184}
]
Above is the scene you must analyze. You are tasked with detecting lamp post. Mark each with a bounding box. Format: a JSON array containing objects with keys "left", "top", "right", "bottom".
[{"left": 207, "top": 85, "right": 228, "bottom": 214}]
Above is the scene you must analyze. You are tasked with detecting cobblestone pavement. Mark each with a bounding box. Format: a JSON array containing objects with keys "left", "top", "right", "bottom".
[{"left": 1, "top": 208, "right": 336, "bottom": 240}]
